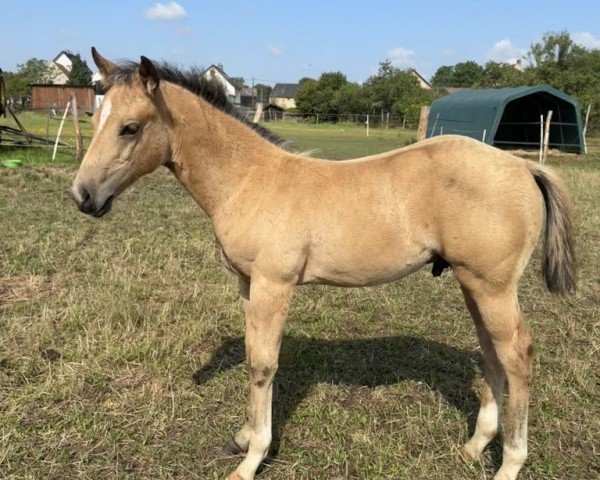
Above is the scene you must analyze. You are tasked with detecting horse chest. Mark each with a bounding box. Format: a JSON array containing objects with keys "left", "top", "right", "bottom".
[{"left": 216, "top": 239, "right": 250, "bottom": 278}]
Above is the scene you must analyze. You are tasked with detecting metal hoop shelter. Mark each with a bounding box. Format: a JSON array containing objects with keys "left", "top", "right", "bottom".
[{"left": 426, "top": 85, "right": 585, "bottom": 153}]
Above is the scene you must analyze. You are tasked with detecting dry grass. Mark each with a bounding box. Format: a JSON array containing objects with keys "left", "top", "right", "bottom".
[{"left": 0, "top": 129, "right": 598, "bottom": 479}]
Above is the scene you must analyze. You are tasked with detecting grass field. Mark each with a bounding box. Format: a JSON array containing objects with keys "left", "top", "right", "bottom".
[
  {"left": 0, "top": 111, "right": 95, "bottom": 166},
  {"left": 0, "top": 119, "right": 598, "bottom": 479}
]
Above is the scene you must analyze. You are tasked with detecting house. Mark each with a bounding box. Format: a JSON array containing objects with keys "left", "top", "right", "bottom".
[
  {"left": 48, "top": 51, "right": 73, "bottom": 85},
  {"left": 239, "top": 87, "right": 257, "bottom": 107},
  {"left": 203, "top": 64, "right": 240, "bottom": 105},
  {"left": 409, "top": 69, "right": 432, "bottom": 90},
  {"left": 262, "top": 103, "right": 285, "bottom": 121},
  {"left": 270, "top": 83, "right": 300, "bottom": 110},
  {"left": 512, "top": 59, "right": 524, "bottom": 72}
]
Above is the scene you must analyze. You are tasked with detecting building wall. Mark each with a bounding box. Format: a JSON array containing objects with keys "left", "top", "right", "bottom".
[
  {"left": 54, "top": 52, "right": 72, "bottom": 71},
  {"left": 270, "top": 97, "right": 296, "bottom": 110},
  {"left": 203, "top": 67, "right": 236, "bottom": 100},
  {"left": 48, "top": 64, "right": 69, "bottom": 85}
]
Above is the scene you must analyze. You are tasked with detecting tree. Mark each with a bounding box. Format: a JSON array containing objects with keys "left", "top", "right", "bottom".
[
  {"left": 254, "top": 83, "right": 272, "bottom": 103},
  {"left": 430, "top": 61, "right": 485, "bottom": 88},
  {"left": 451, "top": 61, "right": 484, "bottom": 87},
  {"left": 525, "top": 31, "right": 600, "bottom": 126},
  {"left": 527, "top": 30, "right": 580, "bottom": 68},
  {"left": 317, "top": 72, "right": 347, "bottom": 91},
  {"left": 67, "top": 52, "right": 92, "bottom": 85},
  {"left": 229, "top": 77, "right": 246, "bottom": 90},
  {"left": 3, "top": 72, "right": 30, "bottom": 99},
  {"left": 363, "top": 60, "right": 432, "bottom": 116},
  {"left": 298, "top": 77, "right": 315, "bottom": 86},
  {"left": 294, "top": 72, "right": 355, "bottom": 116},
  {"left": 16, "top": 58, "right": 53, "bottom": 84},
  {"left": 431, "top": 66, "right": 454, "bottom": 87},
  {"left": 480, "top": 61, "right": 525, "bottom": 88},
  {"left": 333, "top": 82, "right": 369, "bottom": 114}
]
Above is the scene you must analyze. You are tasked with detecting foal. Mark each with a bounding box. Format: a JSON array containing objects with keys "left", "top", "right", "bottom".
[{"left": 71, "top": 49, "right": 576, "bottom": 480}]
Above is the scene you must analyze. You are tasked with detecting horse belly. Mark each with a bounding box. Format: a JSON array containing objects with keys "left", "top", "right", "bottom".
[{"left": 299, "top": 239, "right": 433, "bottom": 287}]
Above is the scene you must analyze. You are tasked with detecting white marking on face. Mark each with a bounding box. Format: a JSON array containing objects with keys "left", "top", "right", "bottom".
[{"left": 97, "top": 99, "right": 112, "bottom": 133}]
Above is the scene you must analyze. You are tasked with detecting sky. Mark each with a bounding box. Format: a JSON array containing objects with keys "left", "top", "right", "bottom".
[{"left": 2, "top": 0, "right": 599, "bottom": 85}]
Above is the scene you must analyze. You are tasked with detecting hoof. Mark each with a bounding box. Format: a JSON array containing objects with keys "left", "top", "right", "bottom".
[
  {"left": 223, "top": 438, "right": 247, "bottom": 455},
  {"left": 459, "top": 443, "right": 481, "bottom": 461}
]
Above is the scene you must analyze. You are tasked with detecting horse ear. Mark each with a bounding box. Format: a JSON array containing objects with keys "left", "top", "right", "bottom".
[
  {"left": 91, "top": 47, "right": 116, "bottom": 83},
  {"left": 139, "top": 56, "right": 159, "bottom": 94}
]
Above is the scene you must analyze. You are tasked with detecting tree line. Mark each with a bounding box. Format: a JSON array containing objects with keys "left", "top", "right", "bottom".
[
  {"left": 431, "top": 31, "right": 599, "bottom": 125},
  {"left": 293, "top": 31, "right": 600, "bottom": 126},
  {"left": 293, "top": 60, "right": 433, "bottom": 121}
]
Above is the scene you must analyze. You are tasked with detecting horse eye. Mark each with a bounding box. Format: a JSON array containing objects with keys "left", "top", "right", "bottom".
[{"left": 120, "top": 123, "right": 140, "bottom": 136}]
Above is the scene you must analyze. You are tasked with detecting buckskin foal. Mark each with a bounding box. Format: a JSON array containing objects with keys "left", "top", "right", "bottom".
[{"left": 71, "top": 49, "right": 576, "bottom": 480}]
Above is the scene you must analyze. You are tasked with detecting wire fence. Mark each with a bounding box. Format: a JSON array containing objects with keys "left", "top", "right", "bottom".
[
  {"left": 0, "top": 107, "right": 94, "bottom": 150},
  {"left": 263, "top": 112, "right": 421, "bottom": 130},
  {"left": 2, "top": 106, "right": 599, "bottom": 155}
]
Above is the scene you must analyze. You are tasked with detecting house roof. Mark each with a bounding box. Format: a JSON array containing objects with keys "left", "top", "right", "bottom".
[
  {"left": 409, "top": 68, "right": 432, "bottom": 89},
  {"left": 265, "top": 103, "right": 285, "bottom": 111},
  {"left": 52, "top": 50, "right": 75, "bottom": 63},
  {"left": 271, "top": 83, "right": 299, "bottom": 99},
  {"left": 204, "top": 64, "right": 233, "bottom": 82}
]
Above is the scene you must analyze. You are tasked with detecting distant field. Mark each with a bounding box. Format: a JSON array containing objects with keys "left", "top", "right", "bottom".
[
  {"left": 1, "top": 110, "right": 598, "bottom": 162},
  {"left": 0, "top": 110, "right": 598, "bottom": 479},
  {"left": 268, "top": 121, "right": 417, "bottom": 159}
]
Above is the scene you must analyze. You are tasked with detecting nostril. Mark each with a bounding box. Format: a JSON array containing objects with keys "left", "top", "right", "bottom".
[
  {"left": 80, "top": 186, "right": 91, "bottom": 204},
  {"left": 75, "top": 185, "right": 96, "bottom": 214}
]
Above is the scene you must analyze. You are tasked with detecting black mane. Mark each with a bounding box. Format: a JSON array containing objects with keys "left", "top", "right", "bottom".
[{"left": 108, "top": 61, "right": 289, "bottom": 150}]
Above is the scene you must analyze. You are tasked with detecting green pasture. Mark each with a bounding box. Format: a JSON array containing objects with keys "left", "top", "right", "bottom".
[{"left": 0, "top": 114, "right": 598, "bottom": 479}]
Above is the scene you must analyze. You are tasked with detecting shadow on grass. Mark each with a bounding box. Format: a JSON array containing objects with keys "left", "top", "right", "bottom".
[{"left": 193, "top": 335, "right": 503, "bottom": 468}]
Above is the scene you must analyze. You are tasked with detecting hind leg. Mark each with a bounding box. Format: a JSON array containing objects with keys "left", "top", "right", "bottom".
[
  {"left": 460, "top": 283, "right": 533, "bottom": 480},
  {"left": 461, "top": 287, "right": 506, "bottom": 459}
]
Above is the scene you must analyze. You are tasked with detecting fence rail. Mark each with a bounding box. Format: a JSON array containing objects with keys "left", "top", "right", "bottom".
[{"left": 2, "top": 108, "right": 600, "bottom": 155}]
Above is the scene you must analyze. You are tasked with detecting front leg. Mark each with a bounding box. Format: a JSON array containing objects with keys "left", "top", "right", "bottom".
[{"left": 226, "top": 275, "right": 295, "bottom": 480}]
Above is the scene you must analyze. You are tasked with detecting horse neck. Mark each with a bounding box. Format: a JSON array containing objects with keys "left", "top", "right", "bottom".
[{"left": 164, "top": 84, "right": 287, "bottom": 218}]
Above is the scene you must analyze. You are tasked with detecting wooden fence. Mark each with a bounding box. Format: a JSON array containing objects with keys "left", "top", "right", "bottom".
[{"left": 30, "top": 84, "right": 95, "bottom": 111}]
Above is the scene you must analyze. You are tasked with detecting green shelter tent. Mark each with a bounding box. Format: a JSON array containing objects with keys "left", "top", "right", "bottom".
[{"left": 426, "top": 85, "right": 585, "bottom": 153}]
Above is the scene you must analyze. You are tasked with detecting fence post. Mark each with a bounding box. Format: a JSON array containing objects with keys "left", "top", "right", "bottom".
[
  {"left": 46, "top": 109, "right": 50, "bottom": 147},
  {"left": 253, "top": 102, "right": 263, "bottom": 123},
  {"left": 366, "top": 114, "right": 369, "bottom": 137},
  {"left": 52, "top": 100, "right": 71, "bottom": 161},
  {"left": 417, "top": 106, "right": 430, "bottom": 141},
  {"left": 542, "top": 110, "right": 553, "bottom": 163},
  {"left": 539, "top": 114, "right": 544, "bottom": 163},
  {"left": 582, "top": 104, "right": 591, "bottom": 154},
  {"left": 71, "top": 94, "right": 83, "bottom": 162}
]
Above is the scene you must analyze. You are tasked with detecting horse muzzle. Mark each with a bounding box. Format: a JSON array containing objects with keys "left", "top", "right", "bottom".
[{"left": 71, "top": 183, "right": 114, "bottom": 218}]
